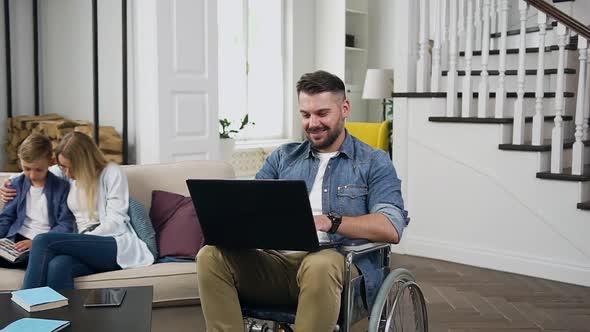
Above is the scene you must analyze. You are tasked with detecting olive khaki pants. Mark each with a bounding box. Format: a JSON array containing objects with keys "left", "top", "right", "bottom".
[{"left": 196, "top": 245, "right": 358, "bottom": 332}]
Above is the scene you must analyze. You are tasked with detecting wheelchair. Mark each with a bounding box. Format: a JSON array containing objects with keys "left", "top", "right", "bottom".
[{"left": 242, "top": 243, "right": 429, "bottom": 332}]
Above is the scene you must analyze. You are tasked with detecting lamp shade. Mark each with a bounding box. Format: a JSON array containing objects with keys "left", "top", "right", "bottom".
[{"left": 361, "top": 69, "right": 393, "bottom": 99}]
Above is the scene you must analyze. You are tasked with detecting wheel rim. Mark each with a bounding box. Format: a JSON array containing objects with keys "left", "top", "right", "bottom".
[{"left": 381, "top": 281, "right": 427, "bottom": 331}]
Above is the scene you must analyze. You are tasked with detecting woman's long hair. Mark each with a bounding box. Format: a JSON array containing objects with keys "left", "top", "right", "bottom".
[{"left": 56, "top": 131, "right": 108, "bottom": 220}]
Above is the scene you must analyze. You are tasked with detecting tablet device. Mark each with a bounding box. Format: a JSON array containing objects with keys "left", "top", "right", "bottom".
[{"left": 84, "top": 288, "right": 127, "bottom": 307}]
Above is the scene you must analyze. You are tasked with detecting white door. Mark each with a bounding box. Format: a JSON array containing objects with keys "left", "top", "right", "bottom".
[{"left": 134, "top": 0, "right": 219, "bottom": 163}]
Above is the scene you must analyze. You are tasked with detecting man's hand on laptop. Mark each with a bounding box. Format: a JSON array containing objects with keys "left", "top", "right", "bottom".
[{"left": 314, "top": 215, "right": 332, "bottom": 232}]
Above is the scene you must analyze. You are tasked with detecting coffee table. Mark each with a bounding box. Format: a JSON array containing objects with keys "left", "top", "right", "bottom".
[{"left": 0, "top": 286, "right": 152, "bottom": 332}]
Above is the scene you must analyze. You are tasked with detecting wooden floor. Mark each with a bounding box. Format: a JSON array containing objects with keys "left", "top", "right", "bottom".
[
  {"left": 392, "top": 253, "right": 590, "bottom": 332},
  {"left": 152, "top": 254, "right": 590, "bottom": 331}
]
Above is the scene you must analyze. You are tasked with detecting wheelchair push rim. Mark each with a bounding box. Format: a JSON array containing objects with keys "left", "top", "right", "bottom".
[{"left": 368, "top": 268, "right": 429, "bottom": 332}]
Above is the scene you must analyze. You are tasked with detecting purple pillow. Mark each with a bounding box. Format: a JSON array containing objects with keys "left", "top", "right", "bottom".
[{"left": 149, "top": 190, "right": 205, "bottom": 259}]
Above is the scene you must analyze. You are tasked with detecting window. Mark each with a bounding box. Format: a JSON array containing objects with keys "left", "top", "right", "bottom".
[{"left": 218, "top": 0, "right": 285, "bottom": 141}]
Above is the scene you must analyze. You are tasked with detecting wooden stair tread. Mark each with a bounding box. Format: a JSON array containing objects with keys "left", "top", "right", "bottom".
[
  {"left": 489, "top": 21, "right": 557, "bottom": 38},
  {"left": 577, "top": 201, "right": 590, "bottom": 210},
  {"left": 429, "top": 115, "right": 573, "bottom": 124},
  {"left": 441, "top": 68, "right": 576, "bottom": 76},
  {"left": 459, "top": 44, "right": 577, "bottom": 56},
  {"left": 536, "top": 164, "right": 590, "bottom": 182},
  {"left": 393, "top": 92, "right": 575, "bottom": 98},
  {"left": 499, "top": 139, "right": 590, "bottom": 152}
]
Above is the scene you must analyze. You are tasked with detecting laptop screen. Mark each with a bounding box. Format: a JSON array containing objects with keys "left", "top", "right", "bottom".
[{"left": 186, "top": 179, "right": 324, "bottom": 251}]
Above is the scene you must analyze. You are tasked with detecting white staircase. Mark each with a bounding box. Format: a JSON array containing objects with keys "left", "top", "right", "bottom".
[{"left": 392, "top": 0, "right": 590, "bottom": 287}]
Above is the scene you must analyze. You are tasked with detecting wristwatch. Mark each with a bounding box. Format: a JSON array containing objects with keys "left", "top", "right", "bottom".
[{"left": 327, "top": 212, "right": 342, "bottom": 234}]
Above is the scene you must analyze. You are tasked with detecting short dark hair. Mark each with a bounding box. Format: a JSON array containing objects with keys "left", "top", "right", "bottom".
[{"left": 296, "top": 70, "right": 346, "bottom": 100}]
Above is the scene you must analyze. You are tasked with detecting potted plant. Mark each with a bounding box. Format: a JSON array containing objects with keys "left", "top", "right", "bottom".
[{"left": 218, "top": 114, "right": 254, "bottom": 160}]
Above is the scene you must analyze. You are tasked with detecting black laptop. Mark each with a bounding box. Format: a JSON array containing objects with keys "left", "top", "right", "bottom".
[{"left": 186, "top": 179, "right": 339, "bottom": 251}]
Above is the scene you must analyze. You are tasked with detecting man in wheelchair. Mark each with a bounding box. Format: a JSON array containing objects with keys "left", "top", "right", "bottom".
[{"left": 196, "top": 70, "right": 409, "bottom": 332}]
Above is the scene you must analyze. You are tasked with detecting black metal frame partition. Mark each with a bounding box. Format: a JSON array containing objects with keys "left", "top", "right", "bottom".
[{"left": 3, "top": 0, "right": 129, "bottom": 164}]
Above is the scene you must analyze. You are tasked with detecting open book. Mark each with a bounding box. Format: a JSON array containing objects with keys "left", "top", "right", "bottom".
[{"left": 0, "top": 238, "right": 29, "bottom": 263}]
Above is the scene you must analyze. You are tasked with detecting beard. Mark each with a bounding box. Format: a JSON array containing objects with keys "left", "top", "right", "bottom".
[{"left": 305, "top": 118, "right": 345, "bottom": 151}]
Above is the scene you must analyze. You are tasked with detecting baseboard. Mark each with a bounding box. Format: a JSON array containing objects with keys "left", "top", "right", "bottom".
[{"left": 394, "top": 236, "right": 590, "bottom": 287}]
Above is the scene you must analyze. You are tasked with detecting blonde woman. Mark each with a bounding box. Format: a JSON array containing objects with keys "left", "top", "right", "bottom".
[{"left": 2, "top": 132, "right": 154, "bottom": 289}]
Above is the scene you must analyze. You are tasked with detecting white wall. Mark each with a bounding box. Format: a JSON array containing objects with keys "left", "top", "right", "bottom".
[
  {"left": 366, "top": 0, "right": 394, "bottom": 123},
  {"left": 393, "top": 97, "right": 590, "bottom": 287},
  {"left": 571, "top": 0, "right": 590, "bottom": 25},
  {"left": 286, "top": 0, "right": 316, "bottom": 141},
  {"left": 0, "top": 0, "right": 131, "bottom": 166},
  {"left": 131, "top": 0, "right": 159, "bottom": 164},
  {"left": 40, "top": 0, "right": 125, "bottom": 136},
  {"left": 0, "top": 0, "right": 36, "bottom": 168}
]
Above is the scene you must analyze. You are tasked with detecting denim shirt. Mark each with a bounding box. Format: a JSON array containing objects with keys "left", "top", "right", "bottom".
[
  {"left": 0, "top": 172, "right": 75, "bottom": 240},
  {"left": 255, "top": 131, "right": 409, "bottom": 309}
]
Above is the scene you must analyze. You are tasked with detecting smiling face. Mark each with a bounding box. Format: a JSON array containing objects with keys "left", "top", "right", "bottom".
[{"left": 299, "top": 91, "right": 350, "bottom": 152}]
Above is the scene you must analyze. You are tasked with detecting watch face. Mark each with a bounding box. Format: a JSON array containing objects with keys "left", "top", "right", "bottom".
[
  {"left": 329, "top": 212, "right": 342, "bottom": 221},
  {"left": 328, "top": 212, "right": 342, "bottom": 234}
]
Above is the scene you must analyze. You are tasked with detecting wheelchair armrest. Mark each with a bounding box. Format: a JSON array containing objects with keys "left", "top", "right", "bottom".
[{"left": 341, "top": 242, "right": 390, "bottom": 260}]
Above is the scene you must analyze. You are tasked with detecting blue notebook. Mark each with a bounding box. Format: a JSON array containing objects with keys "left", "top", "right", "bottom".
[
  {"left": 1, "top": 318, "right": 70, "bottom": 332},
  {"left": 11, "top": 287, "right": 68, "bottom": 312}
]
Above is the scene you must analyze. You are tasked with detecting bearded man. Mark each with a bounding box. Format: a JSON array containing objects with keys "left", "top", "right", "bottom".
[{"left": 196, "top": 70, "right": 409, "bottom": 332}]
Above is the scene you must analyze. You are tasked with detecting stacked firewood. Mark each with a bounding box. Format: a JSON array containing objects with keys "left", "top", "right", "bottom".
[{"left": 4, "top": 113, "right": 123, "bottom": 171}]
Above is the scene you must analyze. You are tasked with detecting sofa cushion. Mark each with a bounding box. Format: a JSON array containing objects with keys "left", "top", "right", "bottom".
[
  {"left": 74, "top": 262, "right": 198, "bottom": 304},
  {"left": 0, "top": 268, "right": 25, "bottom": 292},
  {"left": 0, "top": 263, "right": 199, "bottom": 305},
  {"left": 128, "top": 198, "right": 159, "bottom": 259},
  {"left": 149, "top": 190, "right": 205, "bottom": 259}
]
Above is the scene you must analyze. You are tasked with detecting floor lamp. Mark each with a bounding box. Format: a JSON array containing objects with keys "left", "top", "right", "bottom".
[{"left": 361, "top": 69, "right": 394, "bottom": 121}]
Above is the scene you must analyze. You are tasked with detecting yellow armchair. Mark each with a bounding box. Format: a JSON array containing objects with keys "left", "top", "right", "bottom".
[{"left": 345, "top": 120, "right": 391, "bottom": 152}]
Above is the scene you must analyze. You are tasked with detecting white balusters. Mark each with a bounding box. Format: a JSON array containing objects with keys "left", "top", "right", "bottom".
[
  {"left": 532, "top": 12, "right": 547, "bottom": 146},
  {"left": 462, "top": 0, "right": 474, "bottom": 117},
  {"left": 550, "top": 23, "right": 568, "bottom": 173},
  {"left": 446, "top": 0, "right": 459, "bottom": 116},
  {"left": 474, "top": 0, "right": 482, "bottom": 50},
  {"left": 477, "top": 0, "right": 491, "bottom": 118},
  {"left": 431, "top": 0, "right": 442, "bottom": 92},
  {"left": 417, "top": 0, "right": 431, "bottom": 92},
  {"left": 489, "top": 0, "right": 497, "bottom": 44},
  {"left": 572, "top": 37, "right": 588, "bottom": 175},
  {"left": 584, "top": 49, "right": 590, "bottom": 141},
  {"left": 512, "top": 0, "right": 528, "bottom": 144},
  {"left": 458, "top": 0, "right": 466, "bottom": 51},
  {"left": 494, "top": 0, "right": 508, "bottom": 118}
]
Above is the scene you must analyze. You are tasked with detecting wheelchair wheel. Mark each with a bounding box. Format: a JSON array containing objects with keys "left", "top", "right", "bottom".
[{"left": 368, "top": 268, "right": 428, "bottom": 332}]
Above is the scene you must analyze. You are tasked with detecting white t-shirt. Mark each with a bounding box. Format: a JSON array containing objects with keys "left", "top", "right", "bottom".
[
  {"left": 309, "top": 151, "right": 339, "bottom": 242},
  {"left": 67, "top": 180, "right": 100, "bottom": 233},
  {"left": 18, "top": 186, "right": 50, "bottom": 239}
]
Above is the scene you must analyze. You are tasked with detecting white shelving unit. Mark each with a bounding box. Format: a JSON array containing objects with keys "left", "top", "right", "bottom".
[{"left": 316, "top": 0, "right": 369, "bottom": 121}]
